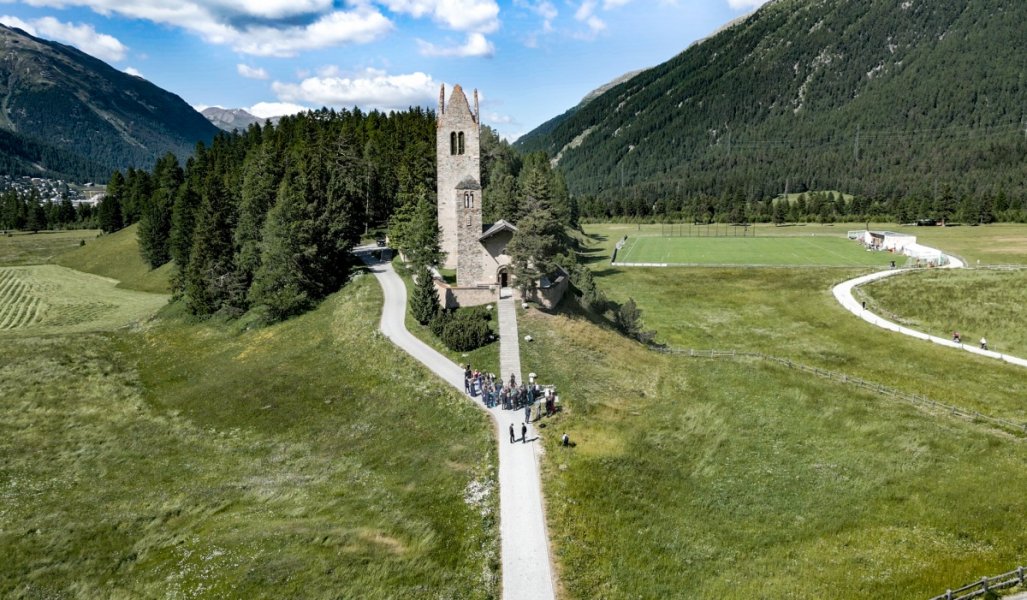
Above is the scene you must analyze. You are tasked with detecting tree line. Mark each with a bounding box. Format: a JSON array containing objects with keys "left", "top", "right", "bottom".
[
  {"left": 96, "top": 107, "right": 435, "bottom": 320},
  {"left": 0, "top": 189, "right": 96, "bottom": 232}
]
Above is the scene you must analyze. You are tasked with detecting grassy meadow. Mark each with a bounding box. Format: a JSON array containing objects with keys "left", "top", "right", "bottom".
[
  {"left": 58, "top": 224, "right": 173, "bottom": 293},
  {"left": 517, "top": 305, "right": 1027, "bottom": 600},
  {"left": 0, "top": 229, "right": 99, "bottom": 265},
  {"left": 617, "top": 235, "right": 895, "bottom": 267},
  {"left": 0, "top": 234, "right": 499, "bottom": 598},
  {"left": 859, "top": 268, "right": 1027, "bottom": 358}
]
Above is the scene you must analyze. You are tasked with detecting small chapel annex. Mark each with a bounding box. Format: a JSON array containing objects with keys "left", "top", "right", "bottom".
[{"left": 434, "top": 83, "right": 567, "bottom": 309}]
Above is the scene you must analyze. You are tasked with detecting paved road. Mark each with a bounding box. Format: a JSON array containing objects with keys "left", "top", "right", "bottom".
[
  {"left": 356, "top": 248, "right": 557, "bottom": 600},
  {"left": 832, "top": 252, "right": 1027, "bottom": 369}
]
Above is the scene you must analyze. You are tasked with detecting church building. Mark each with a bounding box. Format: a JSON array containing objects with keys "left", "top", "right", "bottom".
[{"left": 434, "top": 83, "right": 567, "bottom": 309}]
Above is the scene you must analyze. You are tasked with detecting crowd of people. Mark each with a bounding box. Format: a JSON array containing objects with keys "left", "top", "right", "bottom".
[{"left": 464, "top": 365, "right": 560, "bottom": 417}]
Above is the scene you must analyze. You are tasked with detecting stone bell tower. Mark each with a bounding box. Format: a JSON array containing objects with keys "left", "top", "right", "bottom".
[{"left": 437, "top": 84, "right": 482, "bottom": 274}]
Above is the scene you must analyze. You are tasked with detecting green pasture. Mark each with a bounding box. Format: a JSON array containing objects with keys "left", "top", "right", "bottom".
[
  {"left": 518, "top": 307, "right": 1027, "bottom": 600},
  {"left": 0, "top": 275, "right": 499, "bottom": 598},
  {"left": 589, "top": 222, "right": 1027, "bottom": 266},
  {"left": 0, "top": 229, "right": 98, "bottom": 265},
  {"left": 0, "top": 265, "right": 166, "bottom": 335},
  {"left": 616, "top": 235, "right": 896, "bottom": 267},
  {"left": 58, "top": 224, "right": 174, "bottom": 293},
  {"left": 859, "top": 268, "right": 1027, "bottom": 358}
]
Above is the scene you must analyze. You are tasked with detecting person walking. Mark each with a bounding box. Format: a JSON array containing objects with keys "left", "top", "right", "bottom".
[
  {"left": 521, "top": 423, "right": 528, "bottom": 443},
  {"left": 524, "top": 403, "right": 531, "bottom": 423},
  {"left": 509, "top": 423, "right": 515, "bottom": 444},
  {"left": 980, "top": 337, "right": 988, "bottom": 350}
]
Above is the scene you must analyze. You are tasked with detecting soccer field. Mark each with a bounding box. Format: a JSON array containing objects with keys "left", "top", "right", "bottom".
[{"left": 616, "top": 235, "right": 899, "bottom": 267}]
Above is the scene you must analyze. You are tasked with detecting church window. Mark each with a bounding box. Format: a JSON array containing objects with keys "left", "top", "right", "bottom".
[
  {"left": 450, "top": 132, "right": 457, "bottom": 155},
  {"left": 464, "top": 191, "right": 474, "bottom": 208},
  {"left": 458, "top": 132, "right": 465, "bottom": 155}
]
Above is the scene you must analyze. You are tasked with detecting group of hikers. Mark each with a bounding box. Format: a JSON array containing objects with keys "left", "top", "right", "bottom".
[{"left": 952, "top": 331, "right": 988, "bottom": 350}]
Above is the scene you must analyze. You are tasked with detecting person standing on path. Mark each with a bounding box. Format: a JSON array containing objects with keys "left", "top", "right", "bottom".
[
  {"left": 521, "top": 423, "right": 528, "bottom": 443},
  {"left": 524, "top": 403, "right": 531, "bottom": 423},
  {"left": 509, "top": 423, "right": 515, "bottom": 444}
]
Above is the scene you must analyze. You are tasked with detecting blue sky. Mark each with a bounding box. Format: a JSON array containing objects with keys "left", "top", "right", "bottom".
[{"left": 0, "top": 0, "right": 768, "bottom": 140}]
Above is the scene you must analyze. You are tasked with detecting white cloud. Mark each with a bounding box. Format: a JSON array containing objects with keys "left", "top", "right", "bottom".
[
  {"left": 272, "top": 68, "right": 439, "bottom": 111},
  {"left": 0, "top": 15, "right": 128, "bottom": 61},
  {"left": 727, "top": 0, "right": 770, "bottom": 8},
  {"left": 124, "top": 66, "right": 144, "bottom": 77},
  {"left": 380, "top": 0, "right": 499, "bottom": 33},
  {"left": 237, "top": 63, "right": 269, "bottom": 79},
  {"left": 417, "top": 32, "right": 494, "bottom": 57},
  {"left": 248, "top": 101, "right": 309, "bottom": 118},
  {"left": 485, "top": 112, "right": 513, "bottom": 125},
  {"left": 603, "top": 0, "right": 632, "bottom": 8},
  {"left": 10, "top": 1, "right": 393, "bottom": 57},
  {"left": 513, "top": 0, "right": 556, "bottom": 33}
]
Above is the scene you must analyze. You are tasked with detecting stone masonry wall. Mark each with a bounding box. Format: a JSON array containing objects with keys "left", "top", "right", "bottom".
[
  {"left": 456, "top": 188, "right": 486, "bottom": 286},
  {"left": 436, "top": 84, "right": 481, "bottom": 270}
]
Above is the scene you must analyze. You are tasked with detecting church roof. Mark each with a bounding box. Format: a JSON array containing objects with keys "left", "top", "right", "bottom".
[
  {"left": 456, "top": 177, "right": 481, "bottom": 190},
  {"left": 479, "top": 219, "right": 518, "bottom": 241}
]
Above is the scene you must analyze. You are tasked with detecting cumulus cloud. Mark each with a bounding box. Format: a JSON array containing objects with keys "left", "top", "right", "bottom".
[
  {"left": 248, "top": 101, "right": 309, "bottom": 118},
  {"left": 9, "top": 1, "right": 393, "bottom": 57},
  {"left": 272, "top": 68, "right": 439, "bottom": 112},
  {"left": 237, "top": 64, "right": 269, "bottom": 79},
  {"left": 0, "top": 15, "right": 128, "bottom": 61},
  {"left": 417, "top": 32, "right": 494, "bottom": 57},
  {"left": 124, "top": 66, "right": 144, "bottom": 77},
  {"left": 379, "top": 0, "right": 499, "bottom": 33}
]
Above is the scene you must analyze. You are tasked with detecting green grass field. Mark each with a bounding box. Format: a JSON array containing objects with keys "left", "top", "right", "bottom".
[
  {"left": 513, "top": 224, "right": 1027, "bottom": 598},
  {"left": 519, "top": 307, "right": 1027, "bottom": 600},
  {"left": 0, "top": 229, "right": 98, "bottom": 265},
  {"left": 58, "top": 224, "right": 174, "bottom": 293},
  {"left": 0, "top": 265, "right": 167, "bottom": 334},
  {"left": 1, "top": 234, "right": 499, "bottom": 598},
  {"left": 859, "top": 268, "right": 1027, "bottom": 358},
  {"left": 616, "top": 235, "right": 897, "bottom": 267}
]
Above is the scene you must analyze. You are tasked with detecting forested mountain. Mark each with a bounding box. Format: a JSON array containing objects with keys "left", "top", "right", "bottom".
[
  {"left": 0, "top": 24, "right": 219, "bottom": 181},
  {"left": 517, "top": 0, "right": 1027, "bottom": 220}
]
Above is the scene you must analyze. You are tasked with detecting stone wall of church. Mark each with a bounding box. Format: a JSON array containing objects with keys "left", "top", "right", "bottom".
[
  {"left": 456, "top": 189, "right": 486, "bottom": 285},
  {"left": 437, "top": 84, "right": 481, "bottom": 270}
]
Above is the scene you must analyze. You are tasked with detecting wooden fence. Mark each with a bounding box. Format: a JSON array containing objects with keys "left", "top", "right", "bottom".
[
  {"left": 652, "top": 347, "right": 1027, "bottom": 437},
  {"left": 927, "top": 565, "right": 1026, "bottom": 600}
]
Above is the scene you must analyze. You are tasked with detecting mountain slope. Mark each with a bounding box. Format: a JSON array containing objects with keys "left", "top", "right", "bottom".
[
  {"left": 202, "top": 107, "right": 275, "bottom": 132},
  {"left": 517, "top": 0, "right": 1027, "bottom": 202},
  {"left": 0, "top": 24, "right": 219, "bottom": 181}
]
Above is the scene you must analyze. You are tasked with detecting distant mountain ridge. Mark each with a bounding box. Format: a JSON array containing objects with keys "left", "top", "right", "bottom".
[
  {"left": 0, "top": 24, "right": 219, "bottom": 182},
  {"left": 516, "top": 0, "right": 1027, "bottom": 202},
  {"left": 202, "top": 107, "right": 280, "bottom": 132}
]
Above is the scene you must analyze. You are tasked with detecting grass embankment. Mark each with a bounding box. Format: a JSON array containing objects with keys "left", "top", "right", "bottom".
[
  {"left": 0, "top": 229, "right": 99, "bottom": 265},
  {"left": 58, "top": 224, "right": 173, "bottom": 293},
  {"left": 516, "top": 308, "right": 1027, "bottom": 599},
  {"left": 859, "top": 269, "right": 1027, "bottom": 358},
  {"left": 0, "top": 274, "right": 499, "bottom": 598}
]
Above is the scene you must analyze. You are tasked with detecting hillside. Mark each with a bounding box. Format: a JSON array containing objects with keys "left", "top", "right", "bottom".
[
  {"left": 58, "top": 224, "right": 173, "bottom": 293},
  {"left": 0, "top": 24, "right": 219, "bottom": 181},
  {"left": 517, "top": 0, "right": 1027, "bottom": 206}
]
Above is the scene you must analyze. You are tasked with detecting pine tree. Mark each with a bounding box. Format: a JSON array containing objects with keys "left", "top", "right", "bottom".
[
  {"left": 410, "top": 267, "right": 441, "bottom": 325},
  {"left": 184, "top": 175, "right": 242, "bottom": 315},
  {"left": 506, "top": 193, "right": 563, "bottom": 296},
  {"left": 615, "top": 297, "right": 655, "bottom": 344},
  {"left": 248, "top": 169, "right": 311, "bottom": 320},
  {"left": 98, "top": 171, "right": 125, "bottom": 233},
  {"left": 235, "top": 143, "right": 282, "bottom": 289},
  {"left": 138, "top": 153, "right": 182, "bottom": 268}
]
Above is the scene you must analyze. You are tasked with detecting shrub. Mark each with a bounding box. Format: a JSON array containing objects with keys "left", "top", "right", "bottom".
[{"left": 433, "top": 308, "right": 493, "bottom": 352}]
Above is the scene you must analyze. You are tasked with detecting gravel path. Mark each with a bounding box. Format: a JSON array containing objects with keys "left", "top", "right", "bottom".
[
  {"left": 357, "top": 248, "right": 557, "bottom": 600},
  {"left": 832, "top": 252, "right": 1027, "bottom": 369}
]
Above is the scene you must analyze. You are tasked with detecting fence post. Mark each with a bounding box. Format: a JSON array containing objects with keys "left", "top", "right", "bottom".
[
  {"left": 981, "top": 576, "right": 988, "bottom": 592},
  {"left": 1019, "top": 565, "right": 1024, "bottom": 584},
  {"left": 945, "top": 589, "right": 952, "bottom": 600}
]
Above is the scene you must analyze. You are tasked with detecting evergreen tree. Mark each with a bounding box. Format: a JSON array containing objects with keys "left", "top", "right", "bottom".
[
  {"left": 410, "top": 267, "right": 441, "bottom": 325},
  {"left": 184, "top": 175, "right": 242, "bottom": 315},
  {"left": 25, "top": 191, "right": 47, "bottom": 232},
  {"left": 615, "top": 297, "right": 656, "bottom": 344},
  {"left": 97, "top": 171, "right": 125, "bottom": 233},
  {"left": 235, "top": 143, "right": 282, "bottom": 288},
  {"left": 506, "top": 193, "right": 563, "bottom": 296},
  {"left": 248, "top": 169, "right": 311, "bottom": 319},
  {"left": 138, "top": 153, "right": 182, "bottom": 268}
]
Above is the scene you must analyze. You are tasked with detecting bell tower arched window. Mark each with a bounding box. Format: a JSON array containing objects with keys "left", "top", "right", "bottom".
[
  {"left": 463, "top": 191, "right": 474, "bottom": 208},
  {"left": 458, "top": 132, "right": 465, "bottom": 155},
  {"left": 450, "top": 132, "right": 457, "bottom": 155}
]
